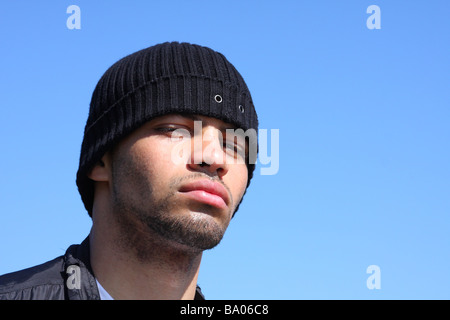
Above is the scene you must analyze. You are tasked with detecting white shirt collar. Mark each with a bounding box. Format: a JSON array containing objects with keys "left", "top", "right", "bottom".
[{"left": 96, "top": 279, "right": 114, "bottom": 300}]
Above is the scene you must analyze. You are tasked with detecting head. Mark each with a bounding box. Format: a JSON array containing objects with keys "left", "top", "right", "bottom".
[{"left": 76, "top": 42, "right": 258, "bottom": 253}]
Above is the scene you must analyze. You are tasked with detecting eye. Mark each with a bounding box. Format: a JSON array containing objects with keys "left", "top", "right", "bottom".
[
  {"left": 155, "top": 126, "right": 177, "bottom": 133},
  {"left": 223, "top": 140, "right": 246, "bottom": 160},
  {"left": 224, "top": 141, "right": 235, "bottom": 151},
  {"left": 155, "top": 126, "right": 192, "bottom": 141}
]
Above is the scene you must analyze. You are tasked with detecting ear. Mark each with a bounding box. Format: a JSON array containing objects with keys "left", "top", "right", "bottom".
[{"left": 87, "top": 153, "right": 110, "bottom": 182}]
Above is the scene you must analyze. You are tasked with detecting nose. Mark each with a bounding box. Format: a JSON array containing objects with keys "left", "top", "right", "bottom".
[{"left": 188, "top": 126, "right": 229, "bottom": 178}]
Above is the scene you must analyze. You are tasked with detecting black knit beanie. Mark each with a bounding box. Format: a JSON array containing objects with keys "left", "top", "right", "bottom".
[{"left": 76, "top": 42, "right": 258, "bottom": 217}]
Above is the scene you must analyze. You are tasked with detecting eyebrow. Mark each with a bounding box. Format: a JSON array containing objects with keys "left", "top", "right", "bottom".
[
  {"left": 180, "top": 114, "right": 202, "bottom": 122},
  {"left": 179, "top": 113, "right": 237, "bottom": 132}
]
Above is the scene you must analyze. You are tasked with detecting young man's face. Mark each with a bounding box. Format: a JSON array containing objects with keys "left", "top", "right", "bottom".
[{"left": 104, "top": 114, "right": 249, "bottom": 253}]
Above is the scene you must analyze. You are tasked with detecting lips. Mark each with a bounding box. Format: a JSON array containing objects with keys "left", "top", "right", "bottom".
[{"left": 179, "top": 179, "right": 230, "bottom": 209}]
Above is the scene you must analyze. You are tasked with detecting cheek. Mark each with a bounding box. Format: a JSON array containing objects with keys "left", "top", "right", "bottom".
[
  {"left": 226, "top": 164, "right": 249, "bottom": 205},
  {"left": 130, "top": 139, "right": 178, "bottom": 184}
]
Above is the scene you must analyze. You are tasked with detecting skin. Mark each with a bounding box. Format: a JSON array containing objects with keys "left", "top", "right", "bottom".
[{"left": 87, "top": 114, "right": 249, "bottom": 300}]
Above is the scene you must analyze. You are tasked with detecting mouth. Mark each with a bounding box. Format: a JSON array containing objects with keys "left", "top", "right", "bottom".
[{"left": 178, "top": 179, "right": 230, "bottom": 210}]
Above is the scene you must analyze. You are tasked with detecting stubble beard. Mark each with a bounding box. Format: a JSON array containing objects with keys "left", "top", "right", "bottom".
[{"left": 111, "top": 160, "right": 232, "bottom": 262}]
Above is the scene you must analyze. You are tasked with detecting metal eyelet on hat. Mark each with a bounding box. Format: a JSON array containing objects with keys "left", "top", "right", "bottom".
[
  {"left": 238, "top": 105, "right": 245, "bottom": 113},
  {"left": 214, "top": 94, "right": 223, "bottom": 103}
]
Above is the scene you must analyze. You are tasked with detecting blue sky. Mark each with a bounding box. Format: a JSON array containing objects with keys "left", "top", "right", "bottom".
[{"left": 0, "top": 1, "right": 449, "bottom": 299}]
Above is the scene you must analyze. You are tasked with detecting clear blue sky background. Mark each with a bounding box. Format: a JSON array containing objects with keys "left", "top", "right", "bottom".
[{"left": 1, "top": 1, "right": 449, "bottom": 299}]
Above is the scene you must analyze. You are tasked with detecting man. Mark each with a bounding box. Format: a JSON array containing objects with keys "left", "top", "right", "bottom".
[{"left": 0, "top": 42, "right": 258, "bottom": 300}]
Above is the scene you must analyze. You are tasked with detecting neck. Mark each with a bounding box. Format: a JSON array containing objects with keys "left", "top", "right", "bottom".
[{"left": 89, "top": 200, "right": 203, "bottom": 300}]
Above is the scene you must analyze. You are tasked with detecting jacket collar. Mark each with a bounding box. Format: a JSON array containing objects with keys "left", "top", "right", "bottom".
[{"left": 63, "top": 236, "right": 100, "bottom": 300}]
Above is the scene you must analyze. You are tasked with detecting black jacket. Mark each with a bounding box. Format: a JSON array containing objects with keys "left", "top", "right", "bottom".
[{"left": 0, "top": 237, "right": 205, "bottom": 300}]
